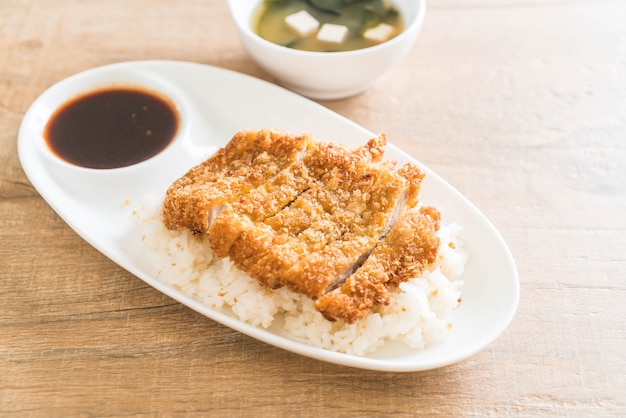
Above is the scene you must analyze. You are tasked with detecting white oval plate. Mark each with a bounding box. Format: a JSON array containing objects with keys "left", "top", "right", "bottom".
[{"left": 18, "top": 61, "right": 519, "bottom": 372}]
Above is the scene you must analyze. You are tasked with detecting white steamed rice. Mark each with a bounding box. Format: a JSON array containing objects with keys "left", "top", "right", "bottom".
[{"left": 133, "top": 194, "right": 468, "bottom": 356}]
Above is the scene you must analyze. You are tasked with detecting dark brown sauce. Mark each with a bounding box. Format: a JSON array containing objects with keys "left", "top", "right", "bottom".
[{"left": 45, "top": 87, "right": 179, "bottom": 169}]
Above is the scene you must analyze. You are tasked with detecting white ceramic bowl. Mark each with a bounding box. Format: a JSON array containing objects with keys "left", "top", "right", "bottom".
[{"left": 227, "top": 0, "right": 426, "bottom": 100}]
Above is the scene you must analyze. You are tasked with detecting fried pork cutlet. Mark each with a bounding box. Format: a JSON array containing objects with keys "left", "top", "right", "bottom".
[
  {"left": 279, "top": 162, "right": 426, "bottom": 298},
  {"left": 162, "top": 129, "right": 441, "bottom": 323},
  {"left": 237, "top": 163, "right": 424, "bottom": 299},
  {"left": 162, "top": 129, "right": 311, "bottom": 233},
  {"left": 314, "top": 206, "right": 441, "bottom": 323},
  {"left": 210, "top": 135, "right": 386, "bottom": 260},
  {"left": 226, "top": 137, "right": 407, "bottom": 296}
]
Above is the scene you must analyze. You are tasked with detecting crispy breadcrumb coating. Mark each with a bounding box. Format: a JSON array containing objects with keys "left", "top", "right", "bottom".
[
  {"left": 162, "top": 129, "right": 311, "bottom": 233},
  {"left": 314, "top": 206, "right": 441, "bottom": 323}
]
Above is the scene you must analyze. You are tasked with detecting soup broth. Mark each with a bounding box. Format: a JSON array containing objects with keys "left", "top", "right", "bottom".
[{"left": 254, "top": 0, "right": 404, "bottom": 52}]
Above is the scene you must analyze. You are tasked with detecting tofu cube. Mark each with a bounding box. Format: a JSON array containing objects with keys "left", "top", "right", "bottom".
[
  {"left": 317, "top": 23, "right": 348, "bottom": 44},
  {"left": 285, "top": 10, "right": 319, "bottom": 37},
  {"left": 363, "top": 23, "right": 395, "bottom": 43}
]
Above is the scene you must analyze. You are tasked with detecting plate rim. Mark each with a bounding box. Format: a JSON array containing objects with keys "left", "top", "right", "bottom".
[{"left": 17, "top": 60, "right": 520, "bottom": 372}]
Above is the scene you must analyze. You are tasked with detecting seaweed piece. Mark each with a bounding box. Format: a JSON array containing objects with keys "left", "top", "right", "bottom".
[
  {"left": 357, "top": 8, "right": 382, "bottom": 34},
  {"left": 306, "top": 0, "right": 342, "bottom": 16}
]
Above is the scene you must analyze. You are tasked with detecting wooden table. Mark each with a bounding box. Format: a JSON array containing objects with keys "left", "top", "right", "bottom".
[{"left": 2, "top": 0, "right": 625, "bottom": 415}]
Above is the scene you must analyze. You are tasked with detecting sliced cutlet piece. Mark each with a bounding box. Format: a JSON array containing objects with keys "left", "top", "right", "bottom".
[
  {"left": 279, "top": 162, "right": 425, "bottom": 298},
  {"left": 162, "top": 129, "right": 311, "bottom": 233},
  {"left": 314, "top": 205, "right": 441, "bottom": 323},
  {"left": 222, "top": 135, "right": 387, "bottom": 286},
  {"left": 208, "top": 156, "right": 313, "bottom": 258},
  {"left": 226, "top": 186, "right": 341, "bottom": 287},
  {"left": 227, "top": 136, "right": 425, "bottom": 298},
  {"left": 209, "top": 135, "right": 384, "bottom": 259}
]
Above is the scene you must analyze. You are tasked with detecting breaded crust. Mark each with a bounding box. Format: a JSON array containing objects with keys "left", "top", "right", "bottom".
[
  {"left": 314, "top": 206, "right": 441, "bottom": 323},
  {"left": 162, "top": 129, "right": 311, "bottom": 233},
  {"left": 226, "top": 136, "right": 413, "bottom": 297},
  {"left": 207, "top": 136, "right": 385, "bottom": 258}
]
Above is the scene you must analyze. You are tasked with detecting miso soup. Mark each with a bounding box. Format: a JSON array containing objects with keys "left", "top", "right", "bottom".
[{"left": 254, "top": 0, "right": 404, "bottom": 52}]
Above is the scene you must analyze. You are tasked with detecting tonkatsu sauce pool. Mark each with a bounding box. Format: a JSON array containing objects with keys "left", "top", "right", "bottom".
[{"left": 44, "top": 87, "right": 179, "bottom": 169}]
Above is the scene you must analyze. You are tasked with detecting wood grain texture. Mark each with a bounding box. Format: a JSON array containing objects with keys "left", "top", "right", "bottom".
[{"left": 1, "top": 0, "right": 624, "bottom": 416}]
